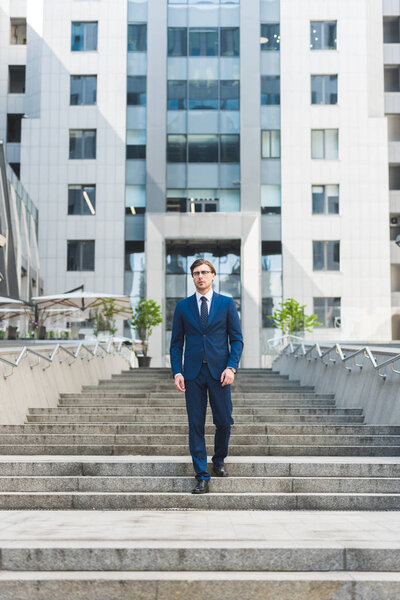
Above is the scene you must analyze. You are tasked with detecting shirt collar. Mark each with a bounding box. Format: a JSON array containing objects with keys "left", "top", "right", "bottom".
[{"left": 196, "top": 289, "right": 213, "bottom": 304}]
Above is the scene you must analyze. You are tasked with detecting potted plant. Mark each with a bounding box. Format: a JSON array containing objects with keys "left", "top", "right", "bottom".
[
  {"left": 129, "top": 299, "right": 163, "bottom": 367},
  {"left": 267, "top": 298, "right": 321, "bottom": 335}
]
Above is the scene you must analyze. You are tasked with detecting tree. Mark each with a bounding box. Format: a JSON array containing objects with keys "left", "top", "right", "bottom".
[
  {"left": 267, "top": 298, "right": 321, "bottom": 335},
  {"left": 129, "top": 299, "right": 163, "bottom": 357},
  {"left": 92, "top": 299, "right": 120, "bottom": 337}
]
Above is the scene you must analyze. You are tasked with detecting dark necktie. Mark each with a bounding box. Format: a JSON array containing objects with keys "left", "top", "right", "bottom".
[{"left": 200, "top": 296, "right": 208, "bottom": 330}]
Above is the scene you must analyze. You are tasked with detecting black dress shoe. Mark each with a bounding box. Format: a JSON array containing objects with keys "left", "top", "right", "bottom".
[
  {"left": 192, "top": 480, "right": 209, "bottom": 494},
  {"left": 212, "top": 464, "right": 229, "bottom": 477}
]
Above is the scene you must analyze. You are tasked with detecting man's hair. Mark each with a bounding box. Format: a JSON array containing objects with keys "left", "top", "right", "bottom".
[{"left": 190, "top": 259, "right": 216, "bottom": 275}]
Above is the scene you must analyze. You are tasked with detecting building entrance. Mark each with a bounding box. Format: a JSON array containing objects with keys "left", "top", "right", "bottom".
[{"left": 165, "top": 240, "right": 240, "bottom": 351}]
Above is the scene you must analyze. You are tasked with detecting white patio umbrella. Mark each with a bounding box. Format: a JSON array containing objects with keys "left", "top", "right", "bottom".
[
  {"left": 31, "top": 292, "right": 133, "bottom": 319},
  {"left": 0, "top": 296, "right": 25, "bottom": 308},
  {"left": 0, "top": 297, "right": 30, "bottom": 321}
]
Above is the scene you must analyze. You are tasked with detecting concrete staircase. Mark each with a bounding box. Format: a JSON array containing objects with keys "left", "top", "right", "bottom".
[{"left": 0, "top": 367, "right": 399, "bottom": 598}]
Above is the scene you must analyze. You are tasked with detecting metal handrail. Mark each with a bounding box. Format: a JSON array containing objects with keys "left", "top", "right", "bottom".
[
  {"left": 274, "top": 338, "right": 400, "bottom": 382},
  {"left": 0, "top": 339, "right": 129, "bottom": 379}
]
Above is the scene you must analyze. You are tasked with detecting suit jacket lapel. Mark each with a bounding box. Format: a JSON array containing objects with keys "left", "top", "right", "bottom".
[
  {"left": 207, "top": 291, "right": 220, "bottom": 326},
  {"left": 190, "top": 293, "right": 202, "bottom": 329}
]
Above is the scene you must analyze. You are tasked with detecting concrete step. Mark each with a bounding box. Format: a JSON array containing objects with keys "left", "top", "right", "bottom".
[
  {"left": 0, "top": 475, "right": 399, "bottom": 494},
  {"left": 0, "top": 571, "right": 400, "bottom": 600},
  {"left": 0, "top": 429, "right": 399, "bottom": 449},
  {"left": 1, "top": 433, "right": 397, "bottom": 446},
  {"left": 57, "top": 397, "right": 337, "bottom": 406},
  {"left": 0, "top": 445, "right": 398, "bottom": 456},
  {"left": 0, "top": 490, "right": 400, "bottom": 510},
  {"left": 0, "top": 541, "right": 399, "bottom": 571},
  {"left": 0, "top": 458, "right": 398, "bottom": 478},
  {"left": 28, "top": 405, "right": 356, "bottom": 415},
  {"left": 26, "top": 414, "right": 366, "bottom": 424},
  {"left": 60, "top": 390, "right": 335, "bottom": 400},
  {"left": 4, "top": 424, "right": 396, "bottom": 435}
]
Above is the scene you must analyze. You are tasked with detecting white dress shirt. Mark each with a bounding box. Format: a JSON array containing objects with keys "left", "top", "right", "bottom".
[{"left": 196, "top": 289, "right": 213, "bottom": 316}]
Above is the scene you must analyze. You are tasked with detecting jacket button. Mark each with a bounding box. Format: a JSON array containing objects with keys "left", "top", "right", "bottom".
[{"left": 203, "top": 334, "right": 206, "bottom": 337}]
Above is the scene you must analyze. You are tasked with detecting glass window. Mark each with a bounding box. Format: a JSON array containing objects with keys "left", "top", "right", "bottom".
[
  {"left": 311, "top": 75, "right": 337, "bottom": 104},
  {"left": 312, "top": 184, "right": 339, "bottom": 214},
  {"left": 262, "top": 241, "right": 282, "bottom": 271},
  {"left": 313, "top": 241, "right": 340, "bottom": 271},
  {"left": 167, "top": 134, "right": 187, "bottom": 162},
  {"left": 261, "top": 76, "right": 280, "bottom": 105},
  {"left": 126, "top": 130, "right": 146, "bottom": 160},
  {"left": 220, "top": 134, "right": 240, "bottom": 162},
  {"left": 384, "top": 67, "right": 400, "bottom": 92},
  {"left": 311, "top": 129, "right": 338, "bottom": 159},
  {"left": 189, "top": 28, "right": 218, "bottom": 56},
  {"left": 220, "top": 80, "right": 239, "bottom": 110},
  {"left": 314, "top": 297, "right": 341, "bottom": 328},
  {"left": 220, "top": 27, "right": 239, "bottom": 57},
  {"left": 7, "top": 114, "right": 23, "bottom": 142},
  {"left": 166, "top": 195, "right": 187, "bottom": 212},
  {"left": 125, "top": 185, "right": 146, "bottom": 215},
  {"left": 188, "top": 134, "right": 218, "bottom": 162},
  {"left": 127, "top": 76, "right": 146, "bottom": 105},
  {"left": 261, "top": 130, "right": 280, "bottom": 158},
  {"left": 384, "top": 17, "right": 400, "bottom": 44},
  {"left": 128, "top": 23, "right": 147, "bottom": 51},
  {"left": 262, "top": 297, "right": 282, "bottom": 328},
  {"left": 70, "top": 75, "right": 97, "bottom": 105},
  {"left": 69, "top": 129, "right": 96, "bottom": 159},
  {"left": 71, "top": 22, "right": 98, "bottom": 51},
  {"left": 125, "top": 241, "right": 145, "bottom": 272},
  {"left": 260, "top": 23, "right": 280, "bottom": 51},
  {"left": 168, "top": 80, "right": 187, "bottom": 110},
  {"left": 310, "top": 21, "right": 337, "bottom": 50},
  {"left": 68, "top": 185, "right": 96, "bottom": 215},
  {"left": 67, "top": 240, "right": 95, "bottom": 271},
  {"left": 10, "top": 18, "right": 26, "bottom": 45},
  {"left": 188, "top": 80, "right": 218, "bottom": 110},
  {"left": 261, "top": 185, "right": 281, "bottom": 214},
  {"left": 168, "top": 27, "right": 187, "bottom": 56},
  {"left": 8, "top": 65, "right": 25, "bottom": 93}
]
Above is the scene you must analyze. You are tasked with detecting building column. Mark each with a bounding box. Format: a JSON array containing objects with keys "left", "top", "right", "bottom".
[
  {"left": 241, "top": 214, "right": 261, "bottom": 368},
  {"left": 145, "top": 215, "right": 164, "bottom": 367}
]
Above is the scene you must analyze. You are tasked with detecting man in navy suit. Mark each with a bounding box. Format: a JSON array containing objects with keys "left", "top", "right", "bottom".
[{"left": 170, "top": 259, "right": 244, "bottom": 494}]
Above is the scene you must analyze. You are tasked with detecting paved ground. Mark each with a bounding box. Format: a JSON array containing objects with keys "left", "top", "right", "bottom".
[{"left": 0, "top": 509, "right": 399, "bottom": 547}]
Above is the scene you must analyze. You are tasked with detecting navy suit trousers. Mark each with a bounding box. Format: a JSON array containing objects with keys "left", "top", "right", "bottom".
[{"left": 185, "top": 363, "right": 234, "bottom": 481}]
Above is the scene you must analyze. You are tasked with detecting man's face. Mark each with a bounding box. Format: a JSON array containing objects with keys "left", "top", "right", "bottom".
[{"left": 192, "top": 265, "right": 215, "bottom": 293}]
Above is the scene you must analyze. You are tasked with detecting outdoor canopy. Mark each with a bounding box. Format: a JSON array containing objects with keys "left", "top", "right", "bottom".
[{"left": 31, "top": 292, "right": 133, "bottom": 319}]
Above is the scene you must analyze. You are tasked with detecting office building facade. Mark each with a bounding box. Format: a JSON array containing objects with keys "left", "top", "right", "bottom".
[{"left": 0, "top": 0, "right": 392, "bottom": 365}]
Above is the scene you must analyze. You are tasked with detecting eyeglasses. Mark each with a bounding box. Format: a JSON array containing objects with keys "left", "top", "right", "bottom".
[{"left": 192, "top": 270, "right": 212, "bottom": 278}]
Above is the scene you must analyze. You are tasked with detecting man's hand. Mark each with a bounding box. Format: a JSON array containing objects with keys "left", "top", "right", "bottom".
[
  {"left": 220, "top": 368, "right": 235, "bottom": 387},
  {"left": 174, "top": 374, "right": 186, "bottom": 392}
]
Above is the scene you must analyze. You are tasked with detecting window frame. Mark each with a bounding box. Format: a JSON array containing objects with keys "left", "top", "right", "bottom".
[
  {"left": 261, "top": 75, "right": 280, "bottom": 106},
  {"left": 70, "top": 75, "right": 97, "bottom": 106},
  {"left": 68, "top": 184, "right": 96, "bottom": 216},
  {"left": 312, "top": 240, "right": 340, "bottom": 271},
  {"left": 311, "top": 74, "right": 338, "bottom": 105},
  {"left": 261, "top": 130, "right": 281, "bottom": 158},
  {"left": 67, "top": 240, "right": 95, "bottom": 271},
  {"left": 312, "top": 184, "right": 339, "bottom": 215},
  {"left": 69, "top": 129, "right": 97, "bottom": 160},
  {"left": 71, "top": 21, "right": 98, "bottom": 52},
  {"left": 127, "top": 23, "right": 147, "bottom": 52},
  {"left": 313, "top": 297, "right": 341, "bottom": 328},
  {"left": 311, "top": 129, "right": 339, "bottom": 159},
  {"left": 310, "top": 21, "right": 337, "bottom": 51},
  {"left": 260, "top": 23, "right": 280, "bottom": 51}
]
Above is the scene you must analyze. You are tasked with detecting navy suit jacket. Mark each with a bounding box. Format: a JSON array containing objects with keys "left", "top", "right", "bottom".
[{"left": 170, "top": 292, "right": 244, "bottom": 381}]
